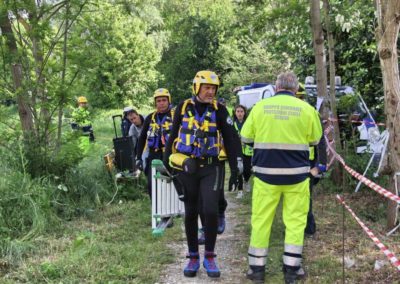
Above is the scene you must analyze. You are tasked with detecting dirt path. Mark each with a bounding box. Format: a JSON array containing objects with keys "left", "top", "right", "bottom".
[{"left": 158, "top": 192, "right": 251, "bottom": 284}]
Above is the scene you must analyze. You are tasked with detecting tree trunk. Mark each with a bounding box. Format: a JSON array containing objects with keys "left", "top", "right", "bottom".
[
  {"left": 29, "top": 1, "right": 50, "bottom": 143},
  {"left": 57, "top": 2, "right": 70, "bottom": 148},
  {"left": 375, "top": 0, "right": 400, "bottom": 229},
  {"left": 310, "top": 0, "right": 329, "bottom": 120},
  {"left": 323, "top": 0, "right": 342, "bottom": 184},
  {"left": 0, "top": 7, "right": 34, "bottom": 133},
  {"left": 12, "top": 64, "right": 35, "bottom": 133}
]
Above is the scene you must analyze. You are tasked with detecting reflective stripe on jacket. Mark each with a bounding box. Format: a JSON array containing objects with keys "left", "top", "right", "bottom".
[{"left": 234, "top": 120, "right": 253, "bottom": 156}]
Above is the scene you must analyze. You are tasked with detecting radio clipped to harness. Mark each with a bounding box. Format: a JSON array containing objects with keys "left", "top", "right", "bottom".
[{"left": 169, "top": 153, "right": 197, "bottom": 174}]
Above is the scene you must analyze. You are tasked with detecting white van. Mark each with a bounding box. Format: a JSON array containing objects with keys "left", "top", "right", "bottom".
[{"left": 236, "top": 83, "right": 275, "bottom": 109}]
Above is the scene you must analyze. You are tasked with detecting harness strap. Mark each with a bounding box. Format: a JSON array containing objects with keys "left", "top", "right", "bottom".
[{"left": 179, "top": 128, "right": 218, "bottom": 137}]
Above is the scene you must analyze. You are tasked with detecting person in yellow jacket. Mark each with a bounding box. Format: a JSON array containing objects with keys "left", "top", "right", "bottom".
[
  {"left": 242, "top": 72, "right": 322, "bottom": 283},
  {"left": 71, "top": 96, "right": 95, "bottom": 142}
]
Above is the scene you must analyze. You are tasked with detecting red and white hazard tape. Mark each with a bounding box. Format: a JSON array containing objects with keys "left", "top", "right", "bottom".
[
  {"left": 325, "top": 136, "right": 400, "bottom": 204},
  {"left": 327, "top": 155, "right": 335, "bottom": 169},
  {"left": 323, "top": 118, "right": 386, "bottom": 127},
  {"left": 324, "top": 125, "right": 333, "bottom": 135},
  {"left": 336, "top": 195, "right": 400, "bottom": 271}
]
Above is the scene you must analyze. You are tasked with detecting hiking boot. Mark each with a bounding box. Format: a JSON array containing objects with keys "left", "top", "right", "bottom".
[
  {"left": 283, "top": 267, "right": 306, "bottom": 284},
  {"left": 217, "top": 214, "right": 225, "bottom": 234},
  {"left": 284, "top": 272, "right": 297, "bottom": 284},
  {"left": 246, "top": 265, "right": 265, "bottom": 283},
  {"left": 296, "top": 266, "right": 307, "bottom": 280},
  {"left": 183, "top": 252, "right": 200, "bottom": 277},
  {"left": 236, "top": 191, "right": 243, "bottom": 199},
  {"left": 203, "top": 252, "right": 220, "bottom": 278},
  {"left": 198, "top": 228, "right": 205, "bottom": 245}
]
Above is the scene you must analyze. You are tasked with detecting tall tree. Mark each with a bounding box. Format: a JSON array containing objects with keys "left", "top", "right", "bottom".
[
  {"left": 310, "top": 0, "right": 329, "bottom": 119},
  {"left": 375, "top": 0, "right": 400, "bottom": 229},
  {"left": 323, "top": 0, "right": 342, "bottom": 183}
]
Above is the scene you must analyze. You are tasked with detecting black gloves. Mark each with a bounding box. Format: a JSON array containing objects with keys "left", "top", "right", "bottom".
[
  {"left": 228, "top": 157, "right": 243, "bottom": 191},
  {"left": 228, "top": 170, "right": 238, "bottom": 192},
  {"left": 162, "top": 154, "right": 172, "bottom": 173}
]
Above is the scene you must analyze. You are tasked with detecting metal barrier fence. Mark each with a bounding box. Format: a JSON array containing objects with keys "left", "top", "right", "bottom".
[{"left": 151, "top": 160, "right": 184, "bottom": 234}]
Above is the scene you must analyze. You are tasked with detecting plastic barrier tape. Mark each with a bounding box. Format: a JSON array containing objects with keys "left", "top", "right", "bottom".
[
  {"left": 336, "top": 195, "right": 400, "bottom": 271},
  {"left": 325, "top": 136, "right": 400, "bottom": 204}
]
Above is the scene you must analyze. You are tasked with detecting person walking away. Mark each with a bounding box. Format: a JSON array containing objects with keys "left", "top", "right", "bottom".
[
  {"left": 135, "top": 88, "right": 174, "bottom": 198},
  {"left": 242, "top": 72, "right": 322, "bottom": 283},
  {"left": 163, "top": 70, "right": 242, "bottom": 278},
  {"left": 231, "top": 104, "right": 253, "bottom": 198}
]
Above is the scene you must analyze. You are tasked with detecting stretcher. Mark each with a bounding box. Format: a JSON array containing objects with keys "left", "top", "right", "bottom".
[{"left": 151, "top": 159, "right": 185, "bottom": 236}]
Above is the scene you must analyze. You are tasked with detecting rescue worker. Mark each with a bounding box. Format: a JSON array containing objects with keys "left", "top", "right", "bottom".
[
  {"left": 71, "top": 96, "right": 95, "bottom": 142},
  {"left": 136, "top": 88, "right": 173, "bottom": 198},
  {"left": 127, "top": 108, "right": 145, "bottom": 152},
  {"left": 243, "top": 72, "right": 322, "bottom": 283},
  {"left": 296, "top": 84, "right": 327, "bottom": 236},
  {"left": 231, "top": 104, "right": 253, "bottom": 199},
  {"left": 121, "top": 106, "right": 134, "bottom": 137},
  {"left": 163, "top": 70, "right": 242, "bottom": 278}
]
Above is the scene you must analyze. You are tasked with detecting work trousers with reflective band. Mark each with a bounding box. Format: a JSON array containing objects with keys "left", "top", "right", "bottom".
[{"left": 248, "top": 177, "right": 309, "bottom": 267}]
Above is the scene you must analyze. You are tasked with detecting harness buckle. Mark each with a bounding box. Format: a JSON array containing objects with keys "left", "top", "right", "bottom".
[{"left": 194, "top": 129, "right": 206, "bottom": 139}]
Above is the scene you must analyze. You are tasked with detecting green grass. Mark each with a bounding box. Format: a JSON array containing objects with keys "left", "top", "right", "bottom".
[
  {"left": 3, "top": 200, "right": 182, "bottom": 283},
  {"left": 2, "top": 107, "right": 400, "bottom": 283}
]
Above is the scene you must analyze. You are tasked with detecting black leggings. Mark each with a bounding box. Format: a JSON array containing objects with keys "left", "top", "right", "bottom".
[
  {"left": 199, "top": 161, "right": 227, "bottom": 226},
  {"left": 218, "top": 162, "right": 228, "bottom": 214},
  {"left": 237, "top": 155, "right": 252, "bottom": 190},
  {"left": 177, "top": 164, "right": 220, "bottom": 253}
]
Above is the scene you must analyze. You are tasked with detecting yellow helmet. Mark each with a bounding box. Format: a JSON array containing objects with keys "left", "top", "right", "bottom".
[
  {"left": 153, "top": 88, "right": 171, "bottom": 103},
  {"left": 192, "top": 70, "right": 220, "bottom": 95},
  {"left": 296, "top": 83, "right": 306, "bottom": 99},
  {"left": 78, "top": 96, "right": 88, "bottom": 103}
]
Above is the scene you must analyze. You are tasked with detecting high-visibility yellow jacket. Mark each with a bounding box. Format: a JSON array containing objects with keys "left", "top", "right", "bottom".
[
  {"left": 241, "top": 91, "right": 322, "bottom": 185},
  {"left": 234, "top": 120, "right": 253, "bottom": 156},
  {"left": 72, "top": 106, "right": 91, "bottom": 127}
]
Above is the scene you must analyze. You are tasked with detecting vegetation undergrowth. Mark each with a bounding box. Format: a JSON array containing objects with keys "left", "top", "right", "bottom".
[
  {"left": 0, "top": 109, "right": 164, "bottom": 281},
  {"left": 2, "top": 200, "right": 181, "bottom": 283}
]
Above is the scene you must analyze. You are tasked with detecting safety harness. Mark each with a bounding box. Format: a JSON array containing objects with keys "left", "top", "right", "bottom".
[
  {"left": 175, "top": 98, "right": 221, "bottom": 158},
  {"left": 147, "top": 109, "right": 174, "bottom": 152}
]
